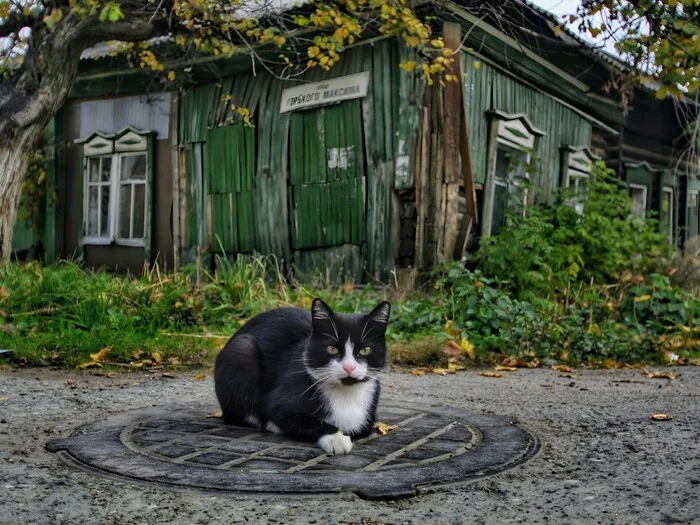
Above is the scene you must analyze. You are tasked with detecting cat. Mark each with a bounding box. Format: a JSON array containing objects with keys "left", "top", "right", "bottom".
[{"left": 214, "top": 298, "right": 391, "bottom": 455}]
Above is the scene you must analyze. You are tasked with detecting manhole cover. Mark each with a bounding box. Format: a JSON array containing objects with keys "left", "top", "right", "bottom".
[{"left": 47, "top": 403, "right": 538, "bottom": 499}]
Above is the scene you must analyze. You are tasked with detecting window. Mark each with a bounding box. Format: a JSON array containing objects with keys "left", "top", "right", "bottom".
[
  {"left": 491, "top": 144, "right": 528, "bottom": 235},
  {"left": 661, "top": 186, "right": 674, "bottom": 244},
  {"left": 560, "top": 146, "right": 598, "bottom": 215},
  {"left": 688, "top": 191, "right": 699, "bottom": 239},
  {"left": 629, "top": 184, "right": 647, "bottom": 220},
  {"left": 482, "top": 111, "right": 544, "bottom": 237},
  {"left": 76, "top": 127, "right": 153, "bottom": 248}
]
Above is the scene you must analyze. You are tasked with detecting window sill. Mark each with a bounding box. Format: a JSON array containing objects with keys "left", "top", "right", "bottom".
[{"left": 81, "top": 238, "right": 145, "bottom": 248}]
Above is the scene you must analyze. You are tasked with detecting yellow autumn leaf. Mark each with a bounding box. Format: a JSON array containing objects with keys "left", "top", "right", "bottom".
[
  {"left": 494, "top": 366, "right": 517, "bottom": 372},
  {"left": 448, "top": 363, "right": 465, "bottom": 372},
  {"left": 152, "top": 352, "right": 163, "bottom": 364},
  {"left": 432, "top": 368, "right": 455, "bottom": 375},
  {"left": 634, "top": 294, "right": 652, "bottom": 303},
  {"left": 207, "top": 410, "right": 223, "bottom": 418},
  {"left": 459, "top": 337, "right": 475, "bottom": 360},
  {"left": 651, "top": 413, "right": 672, "bottom": 421},
  {"left": 643, "top": 369, "right": 676, "bottom": 380},
  {"left": 78, "top": 361, "right": 103, "bottom": 369},
  {"left": 552, "top": 365, "right": 574, "bottom": 373},
  {"left": 167, "top": 71, "right": 176, "bottom": 81},
  {"left": 373, "top": 422, "right": 398, "bottom": 435},
  {"left": 410, "top": 368, "right": 426, "bottom": 376},
  {"left": 473, "top": 61, "right": 481, "bottom": 70},
  {"left": 307, "top": 45, "right": 321, "bottom": 58},
  {"left": 430, "top": 39, "right": 444, "bottom": 48},
  {"left": 445, "top": 320, "right": 460, "bottom": 337},
  {"left": 192, "top": 372, "right": 207, "bottom": 381},
  {"left": 479, "top": 371, "right": 503, "bottom": 378},
  {"left": 0, "top": 396, "right": 13, "bottom": 402},
  {"left": 89, "top": 346, "right": 112, "bottom": 362}
]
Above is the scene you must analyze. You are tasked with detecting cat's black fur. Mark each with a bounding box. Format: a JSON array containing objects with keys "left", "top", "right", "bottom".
[{"left": 214, "top": 299, "right": 390, "bottom": 454}]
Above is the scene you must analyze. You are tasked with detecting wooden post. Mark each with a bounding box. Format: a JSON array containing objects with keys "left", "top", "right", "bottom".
[
  {"left": 442, "top": 22, "right": 464, "bottom": 261},
  {"left": 170, "top": 92, "right": 181, "bottom": 270}
]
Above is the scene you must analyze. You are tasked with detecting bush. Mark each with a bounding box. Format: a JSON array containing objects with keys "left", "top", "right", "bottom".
[{"left": 475, "top": 163, "right": 672, "bottom": 299}]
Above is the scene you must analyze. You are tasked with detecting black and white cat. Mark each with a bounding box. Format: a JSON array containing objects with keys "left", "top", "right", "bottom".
[{"left": 214, "top": 298, "right": 391, "bottom": 455}]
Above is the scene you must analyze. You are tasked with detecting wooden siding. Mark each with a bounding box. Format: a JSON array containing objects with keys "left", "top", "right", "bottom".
[{"left": 461, "top": 52, "right": 593, "bottom": 200}]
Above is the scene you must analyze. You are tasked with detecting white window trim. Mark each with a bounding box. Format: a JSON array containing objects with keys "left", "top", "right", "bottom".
[
  {"left": 688, "top": 190, "right": 699, "bottom": 239},
  {"left": 494, "top": 141, "right": 530, "bottom": 218},
  {"left": 482, "top": 111, "right": 545, "bottom": 237},
  {"left": 76, "top": 126, "right": 153, "bottom": 249},
  {"left": 83, "top": 155, "right": 116, "bottom": 245},
  {"left": 662, "top": 185, "right": 674, "bottom": 244},
  {"left": 115, "top": 152, "right": 148, "bottom": 247},
  {"left": 629, "top": 183, "right": 648, "bottom": 220},
  {"left": 560, "top": 146, "right": 598, "bottom": 215}
]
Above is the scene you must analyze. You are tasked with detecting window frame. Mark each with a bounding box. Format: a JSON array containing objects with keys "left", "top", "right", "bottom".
[
  {"left": 482, "top": 111, "right": 545, "bottom": 238},
  {"left": 661, "top": 185, "right": 675, "bottom": 244},
  {"left": 560, "top": 146, "right": 599, "bottom": 215},
  {"left": 629, "top": 183, "right": 648, "bottom": 220},
  {"left": 687, "top": 190, "right": 699, "bottom": 240},
  {"left": 83, "top": 154, "right": 116, "bottom": 245},
  {"left": 76, "top": 127, "right": 154, "bottom": 253}
]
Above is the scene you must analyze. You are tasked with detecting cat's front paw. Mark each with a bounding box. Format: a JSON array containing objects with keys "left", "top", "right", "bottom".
[{"left": 318, "top": 432, "right": 353, "bottom": 455}]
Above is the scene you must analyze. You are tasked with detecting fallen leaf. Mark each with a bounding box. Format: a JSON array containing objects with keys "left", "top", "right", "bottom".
[
  {"left": 459, "top": 337, "right": 475, "bottom": 360},
  {"left": 643, "top": 369, "right": 676, "bottom": 380},
  {"left": 93, "top": 372, "right": 115, "bottom": 378},
  {"left": 494, "top": 366, "right": 517, "bottom": 372},
  {"left": 168, "top": 356, "right": 181, "bottom": 366},
  {"left": 89, "top": 345, "right": 112, "bottom": 362},
  {"left": 690, "top": 358, "right": 700, "bottom": 366},
  {"left": 78, "top": 361, "right": 103, "bottom": 369},
  {"left": 410, "top": 368, "right": 426, "bottom": 376},
  {"left": 373, "top": 422, "right": 398, "bottom": 435},
  {"left": 552, "top": 365, "right": 574, "bottom": 373},
  {"left": 448, "top": 363, "right": 466, "bottom": 372},
  {"left": 151, "top": 352, "right": 163, "bottom": 364},
  {"left": 600, "top": 359, "right": 618, "bottom": 369},
  {"left": 0, "top": 396, "right": 11, "bottom": 402},
  {"left": 479, "top": 371, "right": 503, "bottom": 378},
  {"left": 161, "top": 373, "right": 176, "bottom": 379},
  {"left": 501, "top": 357, "right": 518, "bottom": 368},
  {"left": 192, "top": 372, "right": 207, "bottom": 381},
  {"left": 442, "top": 340, "right": 463, "bottom": 362},
  {"left": 432, "top": 367, "right": 455, "bottom": 376},
  {"left": 634, "top": 294, "right": 652, "bottom": 303},
  {"left": 207, "top": 410, "right": 223, "bottom": 418},
  {"left": 131, "top": 350, "right": 144, "bottom": 360},
  {"left": 651, "top": 413, "right": 672, "bottom": 421},
  {"left": 559, "top": 374, "right": 576, "bottom": 379}
]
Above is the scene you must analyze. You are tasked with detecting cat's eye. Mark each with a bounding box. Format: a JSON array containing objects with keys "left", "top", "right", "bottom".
[
  {"left": 326, "top": 346, "right": 339, "bottom": 355},
  {"left": 358, "top": 347, "right": 372, "bottom": 356}
]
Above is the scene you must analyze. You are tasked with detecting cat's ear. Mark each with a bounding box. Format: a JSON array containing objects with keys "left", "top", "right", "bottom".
[
  {"left": 311, "top": 298, "right": 338, "bottom": 338},
  {"left": 367, "top": 301, "right": 391, "bottom": 329}
]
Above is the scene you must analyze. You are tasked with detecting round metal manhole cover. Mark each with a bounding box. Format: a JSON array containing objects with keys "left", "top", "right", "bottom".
[{"left": 46, "top": 403, "right": 539, "bottom": 499}]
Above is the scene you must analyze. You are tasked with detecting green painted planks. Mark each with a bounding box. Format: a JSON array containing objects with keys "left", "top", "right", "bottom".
[
  {"left": 290, "top": 178, "right": 365, "bottom": 250},
  {"left": 206, "top": 124, "right": 255, "bottom": 194}
]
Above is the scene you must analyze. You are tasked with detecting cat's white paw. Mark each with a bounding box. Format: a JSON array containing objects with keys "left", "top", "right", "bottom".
[{"left": 318, "top": 432, "right": 353, "bottom": 455}]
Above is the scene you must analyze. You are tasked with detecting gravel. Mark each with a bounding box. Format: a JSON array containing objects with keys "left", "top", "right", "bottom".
[{"left": 0, "top": 365, "right": 698, "bottom": 524}]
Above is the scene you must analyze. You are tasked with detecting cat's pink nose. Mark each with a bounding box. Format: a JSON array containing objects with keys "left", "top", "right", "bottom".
[{"left": 342, "top": 362, "right": 356, "bottom": 375}]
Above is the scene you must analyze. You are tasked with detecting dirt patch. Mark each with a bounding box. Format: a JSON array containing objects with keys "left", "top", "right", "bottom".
[{"left": 1, "top": 366, "right": 699, "bottom": 524}]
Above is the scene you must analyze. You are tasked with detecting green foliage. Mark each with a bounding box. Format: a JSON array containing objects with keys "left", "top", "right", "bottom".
[
  {"left": 476, "top": 163, "right": 671, "bottom": 299},
  {"left": 19, "top": 133, "right": 56, "bottom": 232}
]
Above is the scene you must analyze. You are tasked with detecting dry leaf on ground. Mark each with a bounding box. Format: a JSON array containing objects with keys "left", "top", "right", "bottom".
[
  {"left": 192, "top": 372, "right": 207, "bottom": 381},
  {"left": 161, "top": 373, "right": 175, "bottom": 379},
  {"left": 89, "top": 346, "right": 112, "bottom": 362},
  {"left": 410, "top": 368, "right": 426, "bottom": 376},
  {"left": 0, "top": 396, "right": 11, "bottom": 402},
  {"left": 93, "top": 372, "right": 115, "bottom": 378},
  {"left": 448, "top": 363, "right": 466, "bottom": 372},
  {"left": 151, "top": 352, "right": 163, "bottom": 363},
  {"left": 78, "top": 361, "right": 103, "bottom": 369},
  {"left": 373, "top": 422, "right": 398, "bottom": 435},
  {"left": 479, "top": 371, "right": 503, "bottom": 378},
  {"left": 494, "top": 366, "right": 517, "bottom": 372},
  {"left": 651, "top": 413, "right": 673, "bottom": 421},
  {"left": 552, "top": 365, "right": 574, "bottom": 373},
  {"left": 432, "top": 368, "right": 457, "bottom": 375},
  {"left": 642, "top": 368, "right": 676, "bottom": 380},
  {"left": 559, "top": 374, "right": 576, "bottom": 379},
  {"left": 207, "top": 410, "right": 223, "bottom": 418},
  {"left": 442, "top": 340, "right": 463, "bottom": 362}
]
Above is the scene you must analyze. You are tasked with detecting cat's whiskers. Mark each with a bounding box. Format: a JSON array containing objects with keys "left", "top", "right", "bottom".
[{"left": 299, "top": 371, "right": 334, "bottom": 399}]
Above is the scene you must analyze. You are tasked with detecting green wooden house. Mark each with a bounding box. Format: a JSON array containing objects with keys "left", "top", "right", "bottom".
[{"left": 12, "top": 0, "right": 696, "bottom": 280}]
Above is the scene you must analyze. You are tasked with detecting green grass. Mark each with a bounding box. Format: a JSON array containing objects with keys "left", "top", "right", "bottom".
[{"left": 0, "top": 257, "right": 697, "bottom": 370}]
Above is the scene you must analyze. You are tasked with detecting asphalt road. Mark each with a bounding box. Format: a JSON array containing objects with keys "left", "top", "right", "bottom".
[{"left": 0, "top": 365, "right": 698, "bottom": 524}]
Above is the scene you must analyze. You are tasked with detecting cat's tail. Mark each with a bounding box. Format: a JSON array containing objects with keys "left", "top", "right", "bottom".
[{"left": 214, "top": 334, "right": 261, "bottom": 426}]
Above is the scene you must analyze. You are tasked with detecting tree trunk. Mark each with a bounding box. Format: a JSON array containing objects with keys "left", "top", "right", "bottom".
[
  {"left": 0, "top": 125, "right": 42, "bottom": 261},
  {"left": 0, "top": 15, "right": 157, "bottom": 263}
]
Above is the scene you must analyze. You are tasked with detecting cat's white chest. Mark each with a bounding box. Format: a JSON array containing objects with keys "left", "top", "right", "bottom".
[{"left": 321, "top": 380, "right": 377, "bottom": 434}]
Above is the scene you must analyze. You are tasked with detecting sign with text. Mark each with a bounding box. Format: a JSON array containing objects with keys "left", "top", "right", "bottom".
[{"left": 280, "top": 72, "right": 370, "bottom": 113}]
